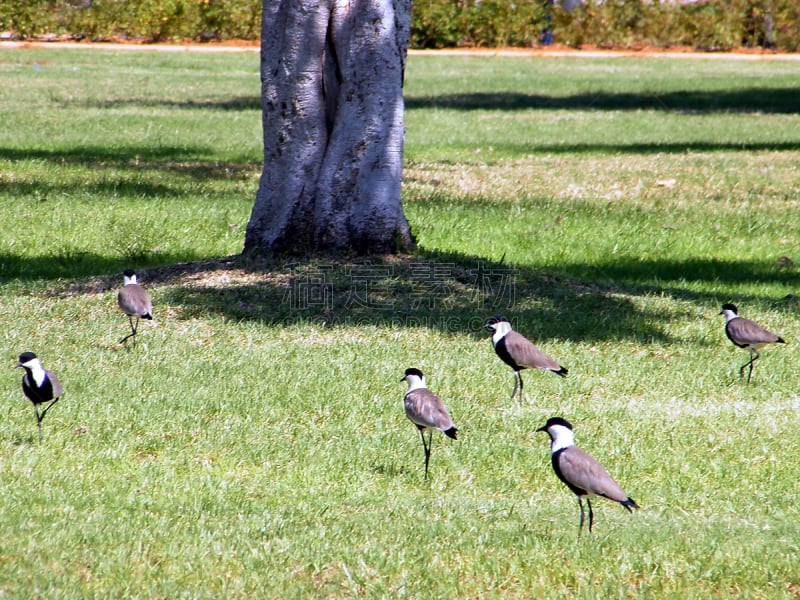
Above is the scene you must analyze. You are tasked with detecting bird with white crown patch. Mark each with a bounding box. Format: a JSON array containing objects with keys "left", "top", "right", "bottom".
[
  {"left": 537, "top": 417, "right": 639, "bottom": 535},
  {"left": 117, "top": 269, "right": 153, "bottom": 347},
  {"left": 483, "top": 316, "right": 567, "bottom": 404},
  {"left": 719, "top": 303, "right": 786, "bottom": 383},
  {"left": 401, "top": 368, "right": 458, "bottom": 480},
  {"left": 16, "top": 352, "right": 63, "bottom": 443}
]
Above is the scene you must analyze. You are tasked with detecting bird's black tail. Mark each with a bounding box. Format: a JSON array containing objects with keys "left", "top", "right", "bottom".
[
  {"left": 142, "top": 314, "right": 153, "bottom": 320},
  {"left": 621, "top": 497, "right": 640, "bottom": 512},
  {"left": 555, "top": 366, "right": 568, "bottom": 377},
  {"left": 444, "top": 426, "right": 458, "bottom": 440}
]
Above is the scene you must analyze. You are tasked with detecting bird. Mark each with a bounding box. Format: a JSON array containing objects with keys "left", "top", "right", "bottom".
[
  {"left": 401, "top": 368, "right": 458, "bottom": 480},
  {"left": 537, "top": 417, "right": 639, "bottom": 535},
  {"left": 117, "top": 269, "right": 153, "bottom": 347},
  {"left": 15, "top": 352, "right": 64, "bottom": 443},
  {"left": 483, "top": 316, "right": 567, "bottom": 403},
  {"left": 719, "top": 303, "right": 786, "bottom": 383}
]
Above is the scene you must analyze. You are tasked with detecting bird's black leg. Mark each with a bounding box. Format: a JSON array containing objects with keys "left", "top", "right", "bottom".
[
  {"left": 40, "top": 397, "right": 61, "bottom": 421},
  {"left": 747, "top": 349, "right": 759, "bottom": 383},
  {"left": 120, "top": 316, "right": 140, "bottom": 346},
  {"left": 587, "top": 498, "right": 594, "bottom": 533},
  {"left": 518, "top": 372, "right": 525, "bottom": 404},
  {"left": 33, "top": 405, "right": 42, "bottom": 444},
  {"left": 510, "top": 372, "right": 519, "bottom": 401},
  {"left": 578, "top": 497, "right": 585, "bottom": 536},
  {"left": 33, "top": 397, "right": 61, "bottom": 443},
  {"left": 418, "top": 426, "right": 431, "bottom": 480},
  {"left": 740, "top": 349, "right": 759, "bottom": 383}
]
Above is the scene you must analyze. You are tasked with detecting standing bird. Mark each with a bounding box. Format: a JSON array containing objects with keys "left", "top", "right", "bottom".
[
  {"left": 401, "top": 368, "right": 458, "bottom": 480},
  {"left": 117, "top": 269, "right": 153, "bottom": 347},
  {"left": 15, "top": 352, "right": 63, "bottom": 443},
  {"left": 537, "top": 417, "right": 639, "bottom": 535},
  {"left": 483, "top": 316, "right": 567, "bottom": 403},
  {"left": 719, "top": 303, "right": 786, "bottom": 383}
]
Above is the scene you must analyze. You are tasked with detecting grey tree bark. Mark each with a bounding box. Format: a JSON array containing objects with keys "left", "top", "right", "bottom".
[{"left": 244, "top": 0, "right": 414, "bottom": 255}]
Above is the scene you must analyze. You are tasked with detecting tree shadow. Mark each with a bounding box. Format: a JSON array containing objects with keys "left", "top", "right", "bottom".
[
  {"left": 405, "top": 88, "right": 800, "bottom": 114},
  {"left": 63, "top": 96, "right": 262, "bottom": 112},
  {"left": 101, "top": 249, "right": 792, "bottom": 346},
  {"left": 0, "top": 146, "right": 259, "bottom": 181},
  {"left": 0, "top": 251, "right": 210, "bottom": 285},
  {"left": 57, "top": 87, "right": 800, "bottom": 115}
]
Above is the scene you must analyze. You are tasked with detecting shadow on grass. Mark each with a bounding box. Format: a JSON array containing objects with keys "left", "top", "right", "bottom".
[
  {"left": 107, "top": 250, "right": 794, "bottom": 345},
  {"left": 558, "top": 256, "right": 798, "bottom": 292},
  {"left": 405, "top": 88, "right": 800, "bottom": 114},
  {"left": 63, "top": 87, "right": 800, "bottom": 115},
  {"left": 0, "top": 145, "right": 260, "bottom": 201},
  {"left": 0, "top": 251, "right": 210, "bottom": 285},
  {"left": 8, "top": 244, "right": 795, "bottom": 345},
  {"left": 0, "top": 146, "right": 259, "bottom": 178}
]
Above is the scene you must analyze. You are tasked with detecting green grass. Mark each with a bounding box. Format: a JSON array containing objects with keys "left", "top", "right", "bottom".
[{"left": 1, "top": 47, "right": 799, "bottom": 597}]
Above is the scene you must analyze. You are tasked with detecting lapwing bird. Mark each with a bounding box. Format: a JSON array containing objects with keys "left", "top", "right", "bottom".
[
  {"left": 719, "top": 303, "right": 786, "bottom": 383},
  {"left": 401, "top": 368, "right": 458, "bottom": 480},
  {"left": 483, "top": 316, "right": 568, "bottom": 403},
  {"left": 537, "top": 417, "right": 639, "bottom": 535},
  {"left": 117, "top": 269, "right": 153, "bottom": 347},
  {"left": 15, "top": 352, "right": 63, "bottom": 443}
]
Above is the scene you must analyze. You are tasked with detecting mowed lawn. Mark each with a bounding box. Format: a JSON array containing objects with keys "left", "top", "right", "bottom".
[{"left": 0, "top": 46, "right": 799, "bottom": 597}]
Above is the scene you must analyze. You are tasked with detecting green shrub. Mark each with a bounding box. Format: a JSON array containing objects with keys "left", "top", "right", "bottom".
[
  {"left": 551, "top": 0, "right": 800, "bottom": 51},
  {"left": 0, "top": 0, "right": 798, "bottom": 50},
  {"left": 411, "top": 0, "right": 547, "bottom": 48}
]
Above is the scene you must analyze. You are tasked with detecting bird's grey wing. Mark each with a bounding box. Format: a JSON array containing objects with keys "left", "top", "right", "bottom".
[
  {"left": 561, "top": 446, "right": 630, "bottom": 502},
  {"left": 505, "top": 331, "right": 562, "bottom": 371},
  {"left": 404, "top": 389, "right": 454, "bottom": 431},
  {"left": 47, "top": 371, "right": 64, "bottom": 398},
  {"left": 730, "top": 317, "right": 782, "bottom": 345}
]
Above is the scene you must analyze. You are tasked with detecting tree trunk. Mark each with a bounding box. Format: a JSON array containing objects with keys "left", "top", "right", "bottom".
[{"left": 244, "top": 0, "right": 414, "bottom": 256}]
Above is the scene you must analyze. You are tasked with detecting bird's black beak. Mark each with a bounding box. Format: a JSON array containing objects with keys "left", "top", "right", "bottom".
[
  {"left": 535, "top": 425, "right": 547, "bottom": 433},
  {"left": 399, "top": 376, "right": 406, "bottom": 382},
  {"left": 483, "top": 324, "right": 493, "bottom": 331},
  {"left": 718, "top": 310, "right": 724, "bottom": 315},
  {"left": 14, "top": 363, "right": 22, "bottom": 369}
]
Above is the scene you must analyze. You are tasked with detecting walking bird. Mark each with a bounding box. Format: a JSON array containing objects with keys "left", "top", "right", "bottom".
[
  {"left": 118, "top": 269, "right": 153, "bottom": 347},
  {"left": 483, "top": 316, "right": 567, "bottom": 403},
  {"left": 719, "top": 303, "right": 785, "bottom": 383},
  {"left": 537, "top": 417, "right": 639, "bottom": 535},
  {"left": 401, "top": 368, "right": 458, "bottom": 480},
  {"left": 16, "top": 352, "right": 63, "bottom": 443}
]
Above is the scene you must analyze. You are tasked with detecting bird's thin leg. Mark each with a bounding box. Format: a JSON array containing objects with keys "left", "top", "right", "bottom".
[
  {"left": 578, "top": 497, "right": 585, "bottom": 537},
  {"left": 39, "top": 397, "right": 61, "bottom": 422},
  {"left": 120, "top": 315, "right": 139, "bottom": 345},
  {"left": 587, "top": 498, "right": 594, "bottom": 533},
  {"left": 418, "top": 427, "right": 431, "bottom": 480},
  {"left": 427, "top": 430, "right": 434, "bottom": 479},
  {"left": 748, "top": 349, "right": 759, "bottom": 383},
  {"left": 510, "top": 372, "right": 519, "bottom": 401},
  {"left": 33, "top": 405, "right": 42, "bottom": 444},
  {"left": 739, "top": 349, "right": 759, "bottom": 383},
  {"left": 518, "top": 372, "right": 525, "bottom": 404}
]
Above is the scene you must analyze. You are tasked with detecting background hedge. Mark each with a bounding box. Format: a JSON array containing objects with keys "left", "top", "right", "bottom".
[{"left": 1, "top": 0, "right": 798, "bottom": 51}]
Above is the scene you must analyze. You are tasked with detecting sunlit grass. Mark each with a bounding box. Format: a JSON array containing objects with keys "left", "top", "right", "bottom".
[{"left": 0, "top": 47, "right": 799, "bottom": 597}]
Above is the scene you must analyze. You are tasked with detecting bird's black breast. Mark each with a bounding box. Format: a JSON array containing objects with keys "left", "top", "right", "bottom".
[
  {"left": 552, "top": 448, "right": 587, "bottom": 497},
  {"left": 495, "top": 336, "right": 522, "bottom": 371},
  {"left": 22, "top": 375, "right": 54, "bottom": 405}
]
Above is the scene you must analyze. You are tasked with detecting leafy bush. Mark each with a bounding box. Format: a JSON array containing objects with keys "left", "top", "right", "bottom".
[
  {"left": 411, "top": 0, "right": 547, "bottom": 48},
  {"left": 550, "top": 0, "right": 800, "bottom": 51},
  {"left": 0, "top": 0, "right": 798, "bottom": 50},
  {"left": 0, "top": 0, "right": 262, "bottom": 42}
]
